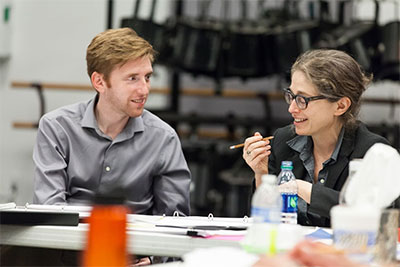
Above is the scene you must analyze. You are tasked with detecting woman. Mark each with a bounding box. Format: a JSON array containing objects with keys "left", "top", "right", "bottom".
[{"left": 243, "top": 49, "right": 389, "bottom": 227}]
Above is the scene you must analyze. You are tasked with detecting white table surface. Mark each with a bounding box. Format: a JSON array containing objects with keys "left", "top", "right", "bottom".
[
  {"left": 0, "top": 211, "right": 326, "bottom": 259},
  {"left": 0, "top": 223, "right": 243, "bottom": 257}
]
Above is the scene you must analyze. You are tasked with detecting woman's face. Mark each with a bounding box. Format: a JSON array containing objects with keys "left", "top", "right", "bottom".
[{"left": 288, "top": 71, "right": 341, "bottom": 138}]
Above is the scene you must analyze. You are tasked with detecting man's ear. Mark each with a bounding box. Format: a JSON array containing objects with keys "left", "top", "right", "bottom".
[
  {"left": 91, "top": 72, "right": 107, "bottom": 93},
  {"left": 334, "top": 96, "right": 351, "bottom": 116}
]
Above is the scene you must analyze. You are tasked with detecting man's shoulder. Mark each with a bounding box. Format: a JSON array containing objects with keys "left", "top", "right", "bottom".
[
  {"left": 141, "top": 110, "right": 176, "bottom": 136},
  {"left": 40, "top": 100, "right": 90, "bottom": 124}
]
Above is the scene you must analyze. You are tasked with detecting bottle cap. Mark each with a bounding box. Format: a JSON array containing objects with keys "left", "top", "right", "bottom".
[
  {"left": 281, "top": 161, "right": 293, "bottom": 170},
  {"left": 92, "top": 186, "right": 127, "bottom": 205}
]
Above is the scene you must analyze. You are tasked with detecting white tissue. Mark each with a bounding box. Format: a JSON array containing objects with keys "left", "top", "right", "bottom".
[{"left": 344, "top": 143, "right": 400, "bottom": 208}]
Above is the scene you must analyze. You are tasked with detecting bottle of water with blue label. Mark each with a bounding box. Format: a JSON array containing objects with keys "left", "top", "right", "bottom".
[
  {"left": 277, "top": 161, "right": 298, "bottom": 224},
  {"left": 251, "top": 174, "right": 282, "bottom": 224}
]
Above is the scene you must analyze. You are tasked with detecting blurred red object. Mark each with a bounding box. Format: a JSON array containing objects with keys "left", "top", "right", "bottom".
[{"left": 83, "top": 204, "right": 129, "bottom": 266}]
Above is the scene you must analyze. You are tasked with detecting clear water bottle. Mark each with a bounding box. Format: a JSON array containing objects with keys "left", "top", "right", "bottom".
[
  {"left": 339, "top": 158, "right": 363, "bottom": 205},
  {"left": 251, "top": 174, "right": 282, "bottom": 224},
  {"left": 245, "top": 174, "right": 282, "bottom": 254},
  {"left": 277, "top": 161, "right": 298, "bottom": 224}
]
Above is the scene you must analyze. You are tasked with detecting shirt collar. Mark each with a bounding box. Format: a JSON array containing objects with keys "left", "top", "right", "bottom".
[
  {"left": 117, "top": 114, "right": 144, "bottom": 141},
  {"left": 81, "top": 95, "right": 145, "bottom": 140},
  {"left": 81, "top": 95, "right": 98, "bottom": 129},
  {"left": 287, "top": 134, "right": 309, "bottom": 154},
  {"left": 330, "top": 127, "right": 345, "bottom": 162},
  {"left": 287, "top": 127, "right": 345, "bottom": 163}
]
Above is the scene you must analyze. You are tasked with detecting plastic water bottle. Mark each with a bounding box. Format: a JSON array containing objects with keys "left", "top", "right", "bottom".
[
  {"left": 277, "top": 161, "right": 298, "bottom": 224},
  {"left": 245, "top": 174, "right": 282, "bottom": 254},
  {"left": 339, "top": 158, "right": 363, "bottom": 205},
  {"left": 251, "top": 174, "right": 282, "bottom": 224}
]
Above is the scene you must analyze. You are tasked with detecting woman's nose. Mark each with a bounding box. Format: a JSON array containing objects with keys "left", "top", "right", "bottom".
[{"left": 288, "top": 99, "right": 299, "bottom": 113}]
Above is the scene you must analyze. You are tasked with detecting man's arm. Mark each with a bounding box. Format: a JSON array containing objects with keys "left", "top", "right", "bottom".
[
  {"left": 152, "top": 131, "right": 191, "bottom": 216},
  {"left": 33, "top": 116, "right": 69, "bottom": 204}
]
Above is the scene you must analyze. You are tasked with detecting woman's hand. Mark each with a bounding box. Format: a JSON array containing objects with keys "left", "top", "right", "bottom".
[
  {"left": 130, "top": 257, "right": 152, "bottom": 266},
  {"left": 243, "top": 132, "right": 271, "bottom": 186}
]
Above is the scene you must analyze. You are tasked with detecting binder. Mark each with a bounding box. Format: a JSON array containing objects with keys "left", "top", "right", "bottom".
[{"left": 0, "top": 208, "right": 79, "bottom": 226}]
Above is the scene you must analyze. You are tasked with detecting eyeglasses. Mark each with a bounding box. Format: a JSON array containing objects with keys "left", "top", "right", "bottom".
[{"left": 283, "top": 88, "right": 328, "bottom": 110}]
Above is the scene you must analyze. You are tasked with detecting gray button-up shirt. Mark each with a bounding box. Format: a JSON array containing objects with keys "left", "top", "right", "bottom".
[
  {"left": 33, "top": 96, "right": 191, "bottom": 216},
  {"left": 286, "top": 128, "right": 344, "bottom": 222}
]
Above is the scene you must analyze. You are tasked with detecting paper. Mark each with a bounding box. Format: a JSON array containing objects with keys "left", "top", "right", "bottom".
[
  {"left": 205, "top": 234, "right": 245, "bottom": 241},
  {"left": 149, "top": 216, "right": 251, "bottom": 229},
  {"left": 305, "top": 228, "right": 333, "bottom": 240},
  {"left": 128, "top": 214, "right": 250, "bottom": 229},
  {"left": 182, "top": 247, "right": 259, "bottom": 267},
  {"left": 127, "top": 215, "right": 250, "bottom": 238},
  {"left": 24, "top": 203, "right": 92, "bottom": 219},
  {"left": 344, "top": 143, "right": 400, "bottom": 208},
  {"left": 25, "top": 203, "right": 92, "bottom": 212},
  {"left": 0, "top": 202, "right": 16, "bottom": 210}
]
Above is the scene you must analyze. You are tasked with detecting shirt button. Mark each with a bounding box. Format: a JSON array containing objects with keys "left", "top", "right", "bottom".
[
  {"left": 320, "top": 179, "right": 325, "bottom": 184},
  {"left": 105, "top": 166, "right": 111, "bottom": 172}
]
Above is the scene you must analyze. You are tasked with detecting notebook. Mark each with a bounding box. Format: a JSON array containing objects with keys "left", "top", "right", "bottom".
[{"left": 0, "top": 205, "right": 79, "bottom": 226}]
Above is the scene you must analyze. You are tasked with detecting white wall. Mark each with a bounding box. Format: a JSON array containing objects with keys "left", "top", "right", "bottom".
[{"left": 0, "top": 0, "right": 399, "bottom": 205}]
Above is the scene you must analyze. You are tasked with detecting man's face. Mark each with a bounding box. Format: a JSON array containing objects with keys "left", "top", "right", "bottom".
[{"left": 102, "top": 56, "right": 153, "bottom": 118}]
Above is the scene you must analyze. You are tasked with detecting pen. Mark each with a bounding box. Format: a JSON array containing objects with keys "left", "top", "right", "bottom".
[
  {"left": 229, "top": 136, "right": 274, "bottom": 150},
  {"left": 186, "top": 229, "right": 210, "bottom": 238}
]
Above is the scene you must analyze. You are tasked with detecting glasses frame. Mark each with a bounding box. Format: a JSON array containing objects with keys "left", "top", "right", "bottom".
[{"left": 283, "top": 87, "right": 328, "bottom": 110}]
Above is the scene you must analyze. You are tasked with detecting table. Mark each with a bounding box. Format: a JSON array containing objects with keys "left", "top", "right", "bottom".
[{"left": 0, "top": 223, "right": 243, "bottom": 257}]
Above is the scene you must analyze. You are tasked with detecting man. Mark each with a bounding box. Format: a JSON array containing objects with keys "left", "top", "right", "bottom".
[{"left": 33, "top": 28, "right": 191, "bottom": 217}]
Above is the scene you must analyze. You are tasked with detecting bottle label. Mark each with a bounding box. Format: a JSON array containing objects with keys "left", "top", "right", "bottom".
[
  {"left": 334, "top": 229, "right": 377, "bottom": 249},
  {"left": 281, "top": 193, "right": 298, "bottom": 213},
  {"left": 333, "top": 229, "right": 376, "bottom": 263},
  {"left": 251, "top": 206, "right": 280, "bottom": 223}
]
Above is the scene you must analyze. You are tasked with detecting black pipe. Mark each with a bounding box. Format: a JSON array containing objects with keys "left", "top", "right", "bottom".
[
  {"left": 170, "top": 0, "right": 183, "bottom": 120},
  {"left": 107, "top": 0, "right": 114, "bottom": 29}
]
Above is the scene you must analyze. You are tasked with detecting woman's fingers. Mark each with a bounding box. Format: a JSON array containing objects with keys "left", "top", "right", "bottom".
[
  {"left": 243, "top": 133, "right": 272, "bottom": 175},
  {"left": 244, "top": 137, "right": 270, "bottom": 157}
]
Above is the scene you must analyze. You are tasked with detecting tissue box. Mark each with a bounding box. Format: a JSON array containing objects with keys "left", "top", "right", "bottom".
[{"left": 331, "top": 206, "right": 399, "bottom": 264}]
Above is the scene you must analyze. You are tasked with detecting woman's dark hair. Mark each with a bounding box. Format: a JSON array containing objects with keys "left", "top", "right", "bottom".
[{"left": 291, "top": 49, "right": 372, "bottom": 129}]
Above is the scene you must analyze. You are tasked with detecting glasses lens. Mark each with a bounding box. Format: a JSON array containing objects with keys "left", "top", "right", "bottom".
[
  {"left": 284, "top": 91, "right": 293, "bottom": 104},
  {"left": 295, "top": 96, "right": 307, "bottom": 109}
]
